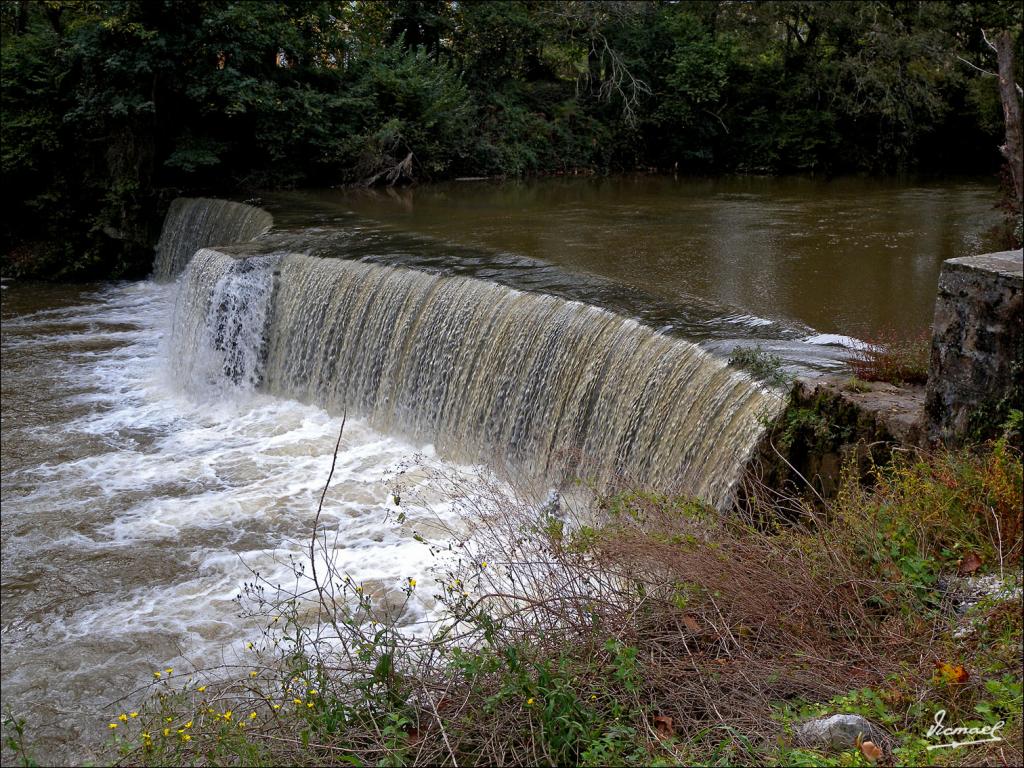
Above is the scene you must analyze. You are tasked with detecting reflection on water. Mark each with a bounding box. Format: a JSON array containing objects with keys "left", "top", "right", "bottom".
[{"left": 267, "top": 175, "right": 1002, "bottom": 337}]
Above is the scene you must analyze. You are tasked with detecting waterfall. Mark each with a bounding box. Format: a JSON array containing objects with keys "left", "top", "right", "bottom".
[
  {"left": 153, "top": 198, "right": 273, "bottom": 281},
  {"left": 172, "top": 250, "right": 786, "bottom": 506},
  {"left": 169, "top": 249, "right": 279, "bottom": 394}
]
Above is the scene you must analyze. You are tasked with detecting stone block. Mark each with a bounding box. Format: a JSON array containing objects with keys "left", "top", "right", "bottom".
[{"left": 925, "top": 250, "right": 1023, "bottom": 445}]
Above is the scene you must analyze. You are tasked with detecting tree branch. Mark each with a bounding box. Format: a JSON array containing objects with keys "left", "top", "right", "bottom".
[
  {"left": 955, "top": 55, "right": 996, "bottom": 78},
  {"left": 981, "top": 28, "right": 998, "bottom": 53}
]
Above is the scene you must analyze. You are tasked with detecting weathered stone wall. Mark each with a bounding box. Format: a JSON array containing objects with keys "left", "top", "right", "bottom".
[
  {"left": 925, "top": 250, "right": 1023, "bottom": 445},
  {"left": 738, "top": 249, "right": 1021, "bottom": 507},
  {"left": 738, "top": 375, "right": 924, "bottom": 506}
]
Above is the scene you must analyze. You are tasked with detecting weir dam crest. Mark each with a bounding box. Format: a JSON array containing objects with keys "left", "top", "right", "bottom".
[{"left": 163, "top": 198, "right": 786, "bottom": 506}]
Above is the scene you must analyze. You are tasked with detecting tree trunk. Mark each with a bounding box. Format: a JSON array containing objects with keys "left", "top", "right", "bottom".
[
  {"left": 588, "top": 44, "right": 602, "bottom": 95},
  {"left": 43, "top": 4, "right": 62, "bottom": 35},
  {"left": 15, "top": 0, "right": 28, "bottom": 34},
  {"left": 995, "top": 30, "right": 1023, "bottom": 211}
]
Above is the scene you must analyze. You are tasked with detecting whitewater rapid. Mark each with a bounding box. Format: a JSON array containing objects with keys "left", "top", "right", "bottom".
[{"left": 1, "top": 281, "right": 468, "bottom": 763}]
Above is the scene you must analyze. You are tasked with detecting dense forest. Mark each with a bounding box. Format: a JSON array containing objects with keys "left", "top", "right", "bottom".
[{"left": 1, "top": 0, "right": 1021, "bottom": 279}]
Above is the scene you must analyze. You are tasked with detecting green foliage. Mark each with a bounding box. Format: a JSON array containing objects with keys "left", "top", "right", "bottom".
[
  {"left": 343, "top": 42, "right": 475, "bottom": 180},
  {"left": 851, "top": 440, "right": 1024, "bottom": 568},
  {"left": 2, "top": 0, "right": 1021, "bottom": 278},
  {"left": 602, "top": 489, "right": 717, "bottom": 526},
  {"left": 966, "top": 360, "right": 1024, "bottom": 446},
  {"left": 728, "top": 345, "right": 793, "bottom": 389},
  {"left": 1, "top": 711, "right": 36, "bottom": 768},
  {"left": 777, "top": 405, "right": 838, "bottom": 453},
  {"left": 843, "top": 377, "right": 871, "bottom": 394}
]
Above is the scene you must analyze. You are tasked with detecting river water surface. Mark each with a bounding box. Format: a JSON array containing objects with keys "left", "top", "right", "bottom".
[
  {"left": 269, "top": 175, "right": 1003, "bottom": 337},
  {"left": 0, "top": 176, "right": 1005, "bottom": 764}
]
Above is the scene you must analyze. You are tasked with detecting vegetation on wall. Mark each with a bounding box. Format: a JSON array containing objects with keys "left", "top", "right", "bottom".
[{"left": 1, "top": 0, "right": 1021, "bottom": 278}]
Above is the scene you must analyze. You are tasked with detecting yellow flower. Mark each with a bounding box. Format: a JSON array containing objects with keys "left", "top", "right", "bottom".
[
  {"left": 246, "top": 642, "right": 253, "bottom": 649},
  {"left": 481, "top": 561, "right": 487, "bottom": 568},
  {"left": 197, "top": 685, "right": 207, "bottom": 692},
  {"left": 272, "top": 704, "right": 281, "bottom": 710},
  {"left": 118, "top": 713, "right": 128, "bottom": 722},
  {"left": 165, "top": 667, "right": 173, "bottom": 675},
  {"left": 223, "top": 710, "right": 232, "bottom": 721},
  {"left": 108, "top": 722, "right": 119, "bottom": 729},
  {"left": 408, "top": 578, "right": 417, "bottom": 588},
  {"left": 590, "top": 694, "right": 597, "bottom": 701},
  {"left": 293, "top": 698, "right": 303, "bottom": 705},
  {"left": 355, "top": 585, "right": 362, "bottom": 593},
  {"left": 182, "top": 734, "right": 191, "bottom": 742},
  {"left": 249, "top": 671, "right": 257, "bottom": 678},
  {"left": 129, "top": 712, "right": 139, "bottom": 719},
  {"left": 526, "top": 698, "right": 534, "bottom": 706},
  {"left": 163, "top": 728, "right": 170, "bottom": 737},
  {"left": 306, "top": 702, "right": 314, "bottom": 709},
  {"left": 185, "top": 721, "right": 193, "bottom": 729},
  {"left": 249, "top": 712, "right": 257, "bottom": 720},
  {"left": 165, "top": 717, "right": 173, "bottom": 723},
  {"left": 308, "top": 689, "right": 317, "bottom": 696},
  {"left": 141, "top": 731, "right": 150, "bottom": 739},
  {"left": 153, "top": 671, "right": 161, "bottom": 679}
]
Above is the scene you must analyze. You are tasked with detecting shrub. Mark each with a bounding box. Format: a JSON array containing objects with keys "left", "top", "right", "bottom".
[
  {"left": 848, "top": 328, "right": 931, "bottom": 385},
  {"left": 728, "top": 345, "right": 792, "bottom": 389}
]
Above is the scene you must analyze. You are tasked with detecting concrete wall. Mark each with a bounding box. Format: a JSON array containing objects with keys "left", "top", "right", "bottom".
[{"left": 925, "top": 250, "right": 1023, "bottom": 445}]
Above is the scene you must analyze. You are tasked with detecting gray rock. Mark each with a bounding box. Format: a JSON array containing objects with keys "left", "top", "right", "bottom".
[
  {"left": 793, "top": 714, "right": 888, "bottom": 751},
  {"left": 924, "top": 249, "right": 1023, "bottom": 446}
]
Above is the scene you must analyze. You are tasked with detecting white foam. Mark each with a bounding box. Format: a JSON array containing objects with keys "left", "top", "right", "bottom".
[
  {"left": 801, "top": 333, "right": 871, "bottom": 350},
  {"left": 1, "top": 281, "right": 478, "bottom": 751}
]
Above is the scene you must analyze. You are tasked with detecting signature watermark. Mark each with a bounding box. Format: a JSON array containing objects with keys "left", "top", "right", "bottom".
[{"left": 924, "top": 709, "right": 1005, "bottom": 750}]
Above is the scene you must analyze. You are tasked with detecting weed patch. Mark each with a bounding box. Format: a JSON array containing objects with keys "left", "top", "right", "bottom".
[
  {"left": 848, "top": 328, "right": 931, "bottom": 385},
  {"left": 728, "top": 345, "right": 793, "bottom": 389}
]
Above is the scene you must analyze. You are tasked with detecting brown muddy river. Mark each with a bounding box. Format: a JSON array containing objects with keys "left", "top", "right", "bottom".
[{"left": 268, "top": 175, "right": 1003, "bottom": 338}]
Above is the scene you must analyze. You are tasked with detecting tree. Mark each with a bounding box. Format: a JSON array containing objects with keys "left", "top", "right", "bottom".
[{"left": 992, "top": 29, "right": 1022, "bottom": 211}]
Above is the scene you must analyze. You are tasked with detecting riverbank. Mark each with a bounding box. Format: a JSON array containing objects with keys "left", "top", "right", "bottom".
[{"left": 8, "top": 425, "right": 1017, "bottom": 768}]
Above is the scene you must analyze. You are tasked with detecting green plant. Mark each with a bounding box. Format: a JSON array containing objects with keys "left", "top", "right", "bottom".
[
  {"left": 966, "top": 361, "right": 1023, "bottom": 445},
  {"left": 2, "top": 711, "right": 36, "bottom": 768},
  {"left": 843, "top": 377, "right": 871, "bottom": 393},
  {"left": 728, "top": 345, "right": 793, "bottom": 389},
  {"left": 777, "top": 405, "right": 836, "bottom": 452}
]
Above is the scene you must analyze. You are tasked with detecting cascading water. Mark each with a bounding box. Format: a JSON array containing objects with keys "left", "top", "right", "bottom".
[
  {"left": 153, "top": 197, "right": 273, "bottom": 281},
  {"left": 172, "top": 249, "right": 786, "bottom": 506},
  {"left": 170, "top": 249, "right": 279, "bottom": 394}
]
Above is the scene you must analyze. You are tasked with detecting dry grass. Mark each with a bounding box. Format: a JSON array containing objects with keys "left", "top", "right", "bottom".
[{"left": 848, "top": 327, "right": 931, "bottom": 385}]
